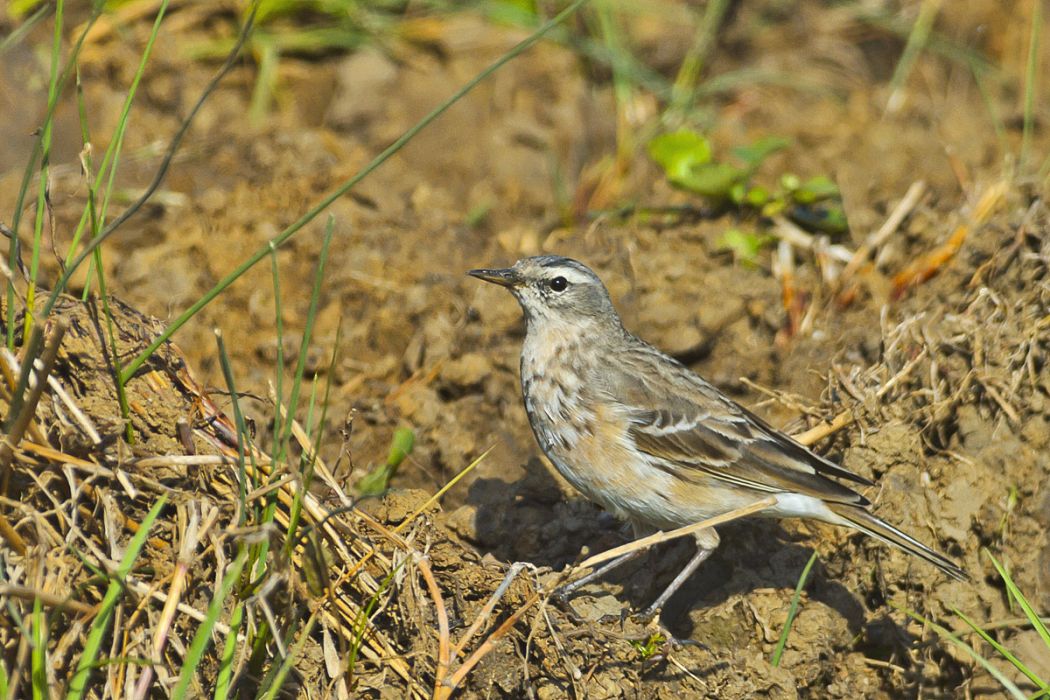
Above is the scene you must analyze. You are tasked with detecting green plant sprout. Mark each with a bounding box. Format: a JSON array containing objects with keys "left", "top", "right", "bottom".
[{"left": 648, "top": 129, "right": 848, "bottom": 238}]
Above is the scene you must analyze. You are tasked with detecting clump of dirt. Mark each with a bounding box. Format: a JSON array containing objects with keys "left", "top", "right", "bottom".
[{"left": 0, "top": 0, "right": 1048, "bottom": 697}]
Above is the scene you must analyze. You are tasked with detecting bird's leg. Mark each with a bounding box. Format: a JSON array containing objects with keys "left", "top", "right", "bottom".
[
  {"left": 637, "top": 545, "right": 714, "bottom": 620},
  {"left": 555, "top": 549, "right": 644, "bottom": 600},
  {"left": 637, "top": 527, "right": 720, "bottom": 621}
]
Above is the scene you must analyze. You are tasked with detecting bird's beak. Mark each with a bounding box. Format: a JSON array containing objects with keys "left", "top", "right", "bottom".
[{"left": 468, "top": 267, "right": 522, "bottom": 288}]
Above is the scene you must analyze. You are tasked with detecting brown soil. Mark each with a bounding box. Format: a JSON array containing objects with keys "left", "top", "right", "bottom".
[{"left": 0, "top": 1, "right": 1048, "bottom": 698}]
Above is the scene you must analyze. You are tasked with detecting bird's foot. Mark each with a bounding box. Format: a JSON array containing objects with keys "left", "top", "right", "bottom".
[
  {"left": 633, "top": 602, "right": 661, "bottom": 625},
  {"left": 549, "top": 588, "right": 587, "bottom": 625}
]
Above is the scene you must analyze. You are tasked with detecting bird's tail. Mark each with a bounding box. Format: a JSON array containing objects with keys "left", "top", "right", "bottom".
[{"left": 827, "top": 503, "right": 969, "bottom": 582}]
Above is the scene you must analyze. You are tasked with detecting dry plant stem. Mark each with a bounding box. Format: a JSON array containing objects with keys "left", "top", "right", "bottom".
[
  {"left": 393, "top": 445, "right": 495, "bottom": 535},
  {"left": 451, "top": 562, "right": 527, "bottom": 660},
  {"left": 269, "top": 390, "right": 351, "bottom": 506},
  {"left": 124, "top": 578, "right": 233, "bottom": 637},
  {"left": 842, "top": 180, "right": 926, "bottom": 281},
  {"left": 791, "top": 409, "right": 854, "bottom": 447},
  {"left": 220, "top": 461, "right": 423, "bottom": 694},
  {"left": 134, "top": 454, "right": 267, "bottom": 468},
  {"left": 891, "top": 180, "right": 1008, "bottom": 295},
  {"left": 772, "top": 216, "right": 854, "bottom": 263},
  {"left": 43, "top": 358, "right": 100, "bottom": 443},
  {"left": 418, "top": 556, "right": 451, "bottom": 697},
  {"left": 790, "top": 346, "right": 928, "bottom": 447},
  {"left": 442, "top": 592, "right": 541, "bottom": 695},
  {"left": 1, "top": 349, "right": 58, "bottom": 445},
  {"left": 132, "top": 502, "right": 207, "bottom": 700},
  {"left": 576, "top": 497, "right": 778, "bottom": 572},
  {"left": 0, "top": 583, "right": 93, "bottom": 615},
  {"left": 285, "top": 402, "right": 352, "bottom": 506},
  {"left": 0, "top": 318, "right": 67, "bottom": 555}
]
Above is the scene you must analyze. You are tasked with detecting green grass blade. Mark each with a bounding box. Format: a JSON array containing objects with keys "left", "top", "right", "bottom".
[
  {"left": 215, "top": 330, "right": 250, "bottom": 526},
  {"left": 258, "top": 610, "right": 318, "bottom": 700},
  {"left": 0, "top": 3, "right": 51, "bottom": 54},
  {"left": 268, "top": 243, "right": 287, "bottom": 468},
  {"left": 895, "top": 604, "right": 1027, "bottom": 699},
  {"left": 41, "top": 7, "right": 258, "bottom": 321},
  {"left": 30, "top": 596, "right": 46, "bottom": 699},
  {"left": 885, "top": 0, "right": 941, "bottom": 113},
  {"left": 69, "top": 0, "right": 171, "bottom": 288},
  {"left": 116, "top": 0, "right": 588, "bottom": 385},
  {"left": 953, "top": 607, "right": 1048, "bottom": 692},
  {"left": 23, "top": 0, "right": 64, "bottom": 341},
  {"left": 249, "top": 34, "right": 280, "bottom": 123},
  {"left": 771, "top": 551, "right": 818, "bottom": 667},
  {"left": 669, "top": 0, "right": 731, "bottom": 115},
  {"left": 282, "top": 217, "right": 335, "bottom": 555},
  {"left": 1021, "top": 0, "right": 1042, "bottom": 172},
  {"left": 986, "top": 551, "right": 1050, "bottom": 650},
  {"left": 348, "top": 560, "right": 403, "bottom": 682},
  {"left": 212, "top": 601, "right": 245, "bottom": 700},
  {"left": 7, "top": 1, "right": 104, "bottom": 348},
  {"left": 970, "top": 59, "right": 1009, "bottom": 160},
  {"left": 65, "top": 494, "right": 169, "bottom": 699},
  {"left": 172, "top": 546, "right": 250, "bottom": 698}
]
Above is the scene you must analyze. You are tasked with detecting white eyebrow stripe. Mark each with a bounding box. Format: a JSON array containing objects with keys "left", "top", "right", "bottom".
[{"left": 549, "top": 268, "right": 594, "bottom": 285}]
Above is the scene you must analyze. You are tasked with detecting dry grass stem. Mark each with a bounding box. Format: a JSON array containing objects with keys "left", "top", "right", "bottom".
[
  {"left": 843, "top": 180, "right": 927, "bottom": 280},
  {"left": 576, "top": 497, "right": 778, "bottom": 572}
]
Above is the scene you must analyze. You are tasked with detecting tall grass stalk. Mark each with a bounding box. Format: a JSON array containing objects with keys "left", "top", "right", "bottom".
[
  {"left": 172, "top": 546, "right": 250, "bottom": 697},
  {"left": 7, "top": 0, "right": 104, "bottom": 348},
  {"left": 115, "top": 0, "right": 588, "bottom": 384},
  {"left": 65, "top": 495, "right": 168, "bottom": 699},
  {"left": 669, "top": 0, "right": 731, "bottom": 117},
  {"left": 216, "top": 330, "right": 251, "bottom": 526},
  {"left": 281, "top": 217, "right": 335, "bottom": 557},
  {"left": 885, "top": 0, "right": 942, "bottom": 113},
  {"left": 23, "top": 0, "right": 64, "bottom": 343},
  {"left": 40, "top": 8, "right": 258, "bottom": 322},
  {"left": 212, "top": 602, "right": 245, "bottom": 700},
  {"left": 1021, "top": 0, "right": 1042, "bottom": 172}
]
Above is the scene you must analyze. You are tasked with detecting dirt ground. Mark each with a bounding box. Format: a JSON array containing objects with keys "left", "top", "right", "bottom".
[{"left": 1, "top": 1, "right": 1048, "bottom": 697}]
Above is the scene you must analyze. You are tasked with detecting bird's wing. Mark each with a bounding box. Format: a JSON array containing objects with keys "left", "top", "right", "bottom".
[{"left": 612, "top": 350, "right": 871, "bottom": 506}]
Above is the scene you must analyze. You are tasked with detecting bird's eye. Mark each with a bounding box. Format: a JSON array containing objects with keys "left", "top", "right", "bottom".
[{"left": 548, "top": 276, "right": 568, "bottom": 292}]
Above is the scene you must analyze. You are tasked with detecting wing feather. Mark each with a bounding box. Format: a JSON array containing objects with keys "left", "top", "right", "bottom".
[{"left": 611, "top": 347, "right": 871, "bottom": 506}]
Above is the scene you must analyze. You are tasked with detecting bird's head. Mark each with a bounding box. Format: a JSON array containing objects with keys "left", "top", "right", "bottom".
[{"left": 469, "top": 256, "right": 619, "bottom": 329}]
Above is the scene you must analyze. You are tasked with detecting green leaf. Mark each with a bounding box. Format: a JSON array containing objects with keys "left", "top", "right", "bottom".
[
  {"left": 648, "top": 131, "right": 712, "bottom": 181},
  {"left": 744, "top": 184, "right": 771, "bottom": 207},
  {"left": 717, "top": 229, "right": 773, "bottom": 265},
  {"left": 386, "top": 427, "right": 415, "bottom": 468},
  {"left": 675, "top": 162, "right": 745, "bottom": 197},
  {"left": 780, "top": 172, "right": 801, "bottom": 192},
  {"left": 732, "top": 136, "right": 790, "bottom": 169},
  {"left": 761, "top": 198, "right": 788, "bottom": 218},
  {"left": 788, "top": 204, "right": 849, "bottom": 235},
  {"left": 791, "top": 175, "right": 840, "bottom": 204},
  {"left": 630, "top": 633, "right": 666, "bottom": 661},
  {"left": 357, "top": 428, "right": 415, "bottom": 496}
]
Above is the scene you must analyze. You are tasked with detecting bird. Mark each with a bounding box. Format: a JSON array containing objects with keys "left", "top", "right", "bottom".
[{"left": 469, "top": 255, "right": 966, "bottom": 619}]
